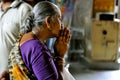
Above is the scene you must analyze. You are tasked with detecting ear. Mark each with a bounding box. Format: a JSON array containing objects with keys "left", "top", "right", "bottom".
[{"left": 45, "top": 16, "right": 51, "bottom": 29}]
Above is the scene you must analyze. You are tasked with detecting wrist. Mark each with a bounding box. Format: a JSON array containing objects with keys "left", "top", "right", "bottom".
[
  {"left": 54, "top": 52, "right": 65, "bottom": 58},
  {"left": 54, "top": 56, "right": 65, "bottom": 66}
]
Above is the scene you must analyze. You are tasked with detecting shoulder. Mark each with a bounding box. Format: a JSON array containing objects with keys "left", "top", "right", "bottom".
[
  {"left": 20, "top": 39, "right": 47, "bottom": 62},
  {"left": 19, "top": 2, "right": 32, "bottom": 10},
  {"left": 17, "top": 1, "right": 32, "bottom": 23},
  {"left": 20, "top": 39, "right": 44, "bottom": 59},
  {"left": 18, "top": 2, "right": 32, "bottom": 12},
  {"left": 21, "top": 39, "right": 44, "bottom": 51}
]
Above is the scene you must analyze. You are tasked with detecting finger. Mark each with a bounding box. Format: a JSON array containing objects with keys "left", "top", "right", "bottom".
[
  {"left": 61, "top": 23, "right": 64, "bottom": 29},
  {"left": 64, "top": 28, "right": 71, "bottom": 42},
  {"left": 66, "top": 30, "right": 71, "bottom": 40},
  {"left": 66, "top": 29, "right": 70, "bottom": 37},
  {"left": 59, "top": 29, "right": 63, "bottom": 37},
  {"left": 66, "top": 36, "right": 71, "bottom": 43},
  {"left": 61, "top": 27, "right": 66, "bottom": 36},
  {"left": 61, "top": 27, "right": 67, "bottom": 42},
  {"left": 64, "top": 28, "right": 69, "bottom": 36},
  {"left": 63, "top": 32, "right": 67, "bottom": 42},
  {"left": 59, "top": 28, "right": 65, "bottom": 41},
  {"left": 59, "top": 23, "right": 64, "bottom": 36},
  {"left": 1, "top": 78, "right": 5, "bottom": 80}
]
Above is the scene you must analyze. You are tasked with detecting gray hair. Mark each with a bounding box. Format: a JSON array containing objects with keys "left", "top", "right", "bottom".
[{"left": 20, "top": 1, "right": 61, "bottom": 34}]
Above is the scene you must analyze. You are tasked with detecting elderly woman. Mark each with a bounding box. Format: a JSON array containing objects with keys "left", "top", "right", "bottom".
[{"left": 7, "top": 1, "right": 71, "bottom": 80}]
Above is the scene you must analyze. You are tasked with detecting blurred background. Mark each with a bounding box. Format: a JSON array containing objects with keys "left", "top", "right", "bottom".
[{"left": 25, "top": 0, "right": 120, "bottom": 80}]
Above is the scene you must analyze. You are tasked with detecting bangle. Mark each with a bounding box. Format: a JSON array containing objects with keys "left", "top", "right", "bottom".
[
  {"left": 54, "top": 56, "right": 64, "bottom": 61},
  {"left": 54, "top": 56, "right": 65, "bottom": 66}
]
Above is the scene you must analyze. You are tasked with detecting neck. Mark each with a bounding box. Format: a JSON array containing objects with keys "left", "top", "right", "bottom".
[
  {"left": 1, "top": 1, "right": 12, "bottom": 11},
  {"left": 32, "top": 31, "right": 46, "bottom": 44}
]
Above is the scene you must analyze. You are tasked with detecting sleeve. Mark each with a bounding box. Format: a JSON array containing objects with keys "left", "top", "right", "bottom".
[
  {"left": 30, "top": 47, "right": 59, "bottom": 80},
  {"left": 18, "top": 2, "right": 32, "bottom": 28}
]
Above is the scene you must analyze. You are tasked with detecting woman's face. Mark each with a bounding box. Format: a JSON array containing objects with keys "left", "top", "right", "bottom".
[{"left": 49, "top": 15, "right": 62, "bottom": 37}]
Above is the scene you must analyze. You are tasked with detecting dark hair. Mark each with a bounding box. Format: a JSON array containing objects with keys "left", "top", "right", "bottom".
[
  {"left": 20, "top": 1, "right": 60, "bottom": 34},
  {"left": 2, "top": 0, "right": 14, "bottom": 3}
]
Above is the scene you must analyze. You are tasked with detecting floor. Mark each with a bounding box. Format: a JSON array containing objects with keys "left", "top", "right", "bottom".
[
  {"left": 66, "top": 47, "right": 120, "bottom": 80},
  {"left": 68, "top": 61, "right": 120, "bottom": 80}
]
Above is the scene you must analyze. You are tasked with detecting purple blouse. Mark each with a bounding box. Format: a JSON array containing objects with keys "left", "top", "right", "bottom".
[{"left": 20, "top": 39, "right": 59, "bottom": 80}]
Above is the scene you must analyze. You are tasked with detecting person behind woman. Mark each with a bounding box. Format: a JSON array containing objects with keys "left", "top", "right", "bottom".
[
  {"left": 0, "top": 0, "right": 32, "bottom": 74},
  {"left": 8, "top": 1, "right": 71, "bottom": 80}
]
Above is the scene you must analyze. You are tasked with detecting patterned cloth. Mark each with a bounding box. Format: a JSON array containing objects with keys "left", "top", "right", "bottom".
[{"left": 8, "top": 36, "right": 36, "bottom": 80}]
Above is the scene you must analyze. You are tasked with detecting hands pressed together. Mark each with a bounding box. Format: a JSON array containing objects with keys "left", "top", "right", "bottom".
[{"left": 54, "top": 27, "right": 71, "bottom": 58}]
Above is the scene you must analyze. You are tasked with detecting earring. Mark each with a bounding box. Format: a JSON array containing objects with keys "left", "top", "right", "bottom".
[{"left": 48, "top": 26, "right": 52, "bottom": 31}]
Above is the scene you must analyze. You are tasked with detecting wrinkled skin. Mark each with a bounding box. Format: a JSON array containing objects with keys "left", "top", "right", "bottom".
[{"left": 54, "top": 27, "right": 71, "bottom": 58}]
